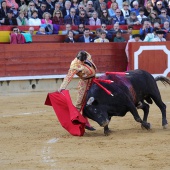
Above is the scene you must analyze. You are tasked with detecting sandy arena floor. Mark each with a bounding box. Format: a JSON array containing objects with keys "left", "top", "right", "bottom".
[{"left": 0, "top": 82, "right": 170, "bottom": 170}]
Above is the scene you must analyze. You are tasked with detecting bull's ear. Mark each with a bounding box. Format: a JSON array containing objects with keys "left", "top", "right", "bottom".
[{"left": 87, "top": 97, "right": 94, "bottom": 105}]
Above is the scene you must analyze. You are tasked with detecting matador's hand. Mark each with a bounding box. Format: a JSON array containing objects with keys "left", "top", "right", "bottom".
[{"left": 58, "top": 89, "right": 65, "bottom": 93}]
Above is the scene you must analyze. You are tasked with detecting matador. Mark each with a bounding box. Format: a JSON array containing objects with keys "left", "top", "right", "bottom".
[{"left": 59, "top": 50, "right": 97, "bottom": 130}]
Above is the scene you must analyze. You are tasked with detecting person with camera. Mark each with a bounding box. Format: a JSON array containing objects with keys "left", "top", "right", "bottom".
[{"left": 58, "top": 51, "right": 97, "bottom": 130}]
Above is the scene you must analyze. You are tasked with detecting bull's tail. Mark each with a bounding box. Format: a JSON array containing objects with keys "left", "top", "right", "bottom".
[{"left": 155, "top": 76, "right": 170, "bottom": 86}]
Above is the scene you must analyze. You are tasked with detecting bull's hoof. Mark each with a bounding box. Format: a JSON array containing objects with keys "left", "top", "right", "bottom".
[
  {"left": 163, "top": 124, "right": 168, "bottom": 129},
  {"left": 85, "top": 125, "right": 96, "bottom": 131},
  {"left": 141, "top": 123, "right": 152, "bottom": 130},
  {"left": 141, "top": 122, "right": 151, "bottom": 130},
  {"left": 104, "top": 129, "right": 111, "bottom": 136}
]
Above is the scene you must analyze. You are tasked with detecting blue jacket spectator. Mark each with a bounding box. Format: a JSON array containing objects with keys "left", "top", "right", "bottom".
[
  {"left": 78, "top": 28, "right": 94, "bottom": 42},
  {"left": 64, "top": 7, "right": 80, "bottom": 25},
  {"left": 139, "top": 20, "right": 153, "bottom": 40},
  {"left": 112, "top": 9, "right": 126, "bottom": 25},
  {"left": 130, "top": 1, "right": 140, "bottom": 16}
]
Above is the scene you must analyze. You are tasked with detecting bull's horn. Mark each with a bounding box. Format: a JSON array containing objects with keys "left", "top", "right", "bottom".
[{"left": 87, "top": 97, "right": 94, "bottom": 105}]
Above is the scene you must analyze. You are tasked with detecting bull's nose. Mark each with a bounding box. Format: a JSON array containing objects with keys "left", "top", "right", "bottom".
[{"left": 101, "top": 119, "right": 109, "bottom": 127}]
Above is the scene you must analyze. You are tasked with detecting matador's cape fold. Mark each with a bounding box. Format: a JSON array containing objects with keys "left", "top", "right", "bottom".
[{"left": 45, "top": 90, "right": 86, "bottom": 136}]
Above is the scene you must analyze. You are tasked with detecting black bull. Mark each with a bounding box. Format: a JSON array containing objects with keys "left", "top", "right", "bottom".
[{"left": 83, "top": 69, "right": 170, "bottom": 135}]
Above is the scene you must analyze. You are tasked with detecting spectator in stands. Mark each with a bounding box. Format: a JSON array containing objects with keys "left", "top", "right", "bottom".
[
  {"left": 148, "top": 10, "right": 161, "bottom": 24},
  {"left": 113, "top": 30, "right": 126, "bottom": 42},
  {"left": 78, "top": 27, "right": 94, "bottom": 42},
  {"left": 139, "top": 20, "right": 153, "bottom": 40},
  {"left": 153, "top": 1, "right": 163, "bottom": 15},
  {"left": 1, "top": 9, "right": 17, "bottom": 25},
  {"left": 52, "top": 10, "right": 64, "bottom": 25},
  {"left": 38, "top": 2, "right": 47, "bottom": 19},
  {"left": 80, "top": 0, "right": 88, "bottom": 8},
  {"left": 94, "top": 31, "right": 109, "bottom": 43},
  {"left": 143, "top": 27, "right": 159, "bottom": 42},
  {"left": 130, "top": 1, "right": 140, "bottom": 16},
  {"left": 153, "top": 22, "right": 161, "bottom": 29},
  {"left": 113, "top": 9, "right": 125, "bottom": 25},
  {"left": 28, "top": 10, "right": 41, "bottom": 26},
  {"left": 126, "top": 11, "right": 140, "bottom": 25},
  {"left": 17, "top": 0, "right": 27, "bottom": 8},
  {"left": 58, "top": 0, "right": 64, "bottom": 10},
  {"left": 127, "top": 25, "right": 133, "bottom": 40},
  {"left": 28, "top": 26, "right": 34, "bottom": 35},
  {"left": 10, "top": 27, "right": 25, "bottom": 44},
  {"left": 64, "top": 7, "right": 80, "bottom": 25},
  {"left": 27, "top": 2, "right": 38, "bottom": 19},
  {"left": 16, "top": 10, "right": 28, "bottom": 25},
  {"left": 137, "top": 7, "right": 147, "bottom": 23},
  {"left": 85, "top": 0, "right": 95, "bottom": 18},
  {"left": 89, "top": 11, "right": 101, "bottom": 26},
  {"left": 45, "top": 0, "right": 55, "bottom": 15},
  {"left": 61, "top": 23, "right": 78, "bottom": 35},
  {"left": 96, "top": 2, "right": 107, "bottom": 18},
  {"left": 54, "top": 2, "right": 62, "bottom": 12},
  {"left": 100, "top": 9, "right": 113, "bottom": 25},
  {"left": 152, "top": 30, "right": 166, "bottom": 41},
  {"left": 108, "top": 22, "right": 126, "bottom": 34},
  {"left": 159, "top": 8, "right": 170, "bottom": 24},
  {"left": 101, "top": 23, "right": 108, "bottom": 33},
  {"left": 107, "top": 0, "right": 116, "bottom": 9},
  {"left": 18, "top": 4, "right": 28, "bottom": 18},
  {"left": 125, "top": 34, "right": 142, "bottom": 68},
  {"left": 41, "top": 12, "right": 53, "bottom": 34},
  {"left": 121, "top": 1, "right": 130, "bottom": 20},
  {"left": 36, "top": 27, "right": 49, "bottom": 35},
  {"left": 93, "top": 28, "right": 102, "bottom": 41},
  {"left": 167, "top": 2, "right": 170, "bottom": 16},
  {"left": 79, "top": 10, "right": 89, "bottom": 25},
  {"left": 62, "top": 0, "right": 71, "bottom": 18},
  {"left": 41, "top": 12, "right": 52, "bottom": 24},
  {"left": 162, "top": 21, "right": 170, "bottom": 33},
  {"left": 76, "top": 23, "right": 85, "bottom": 34},
  {"left": 77, "top": 4, "right": 85, "bottom": 15},
  {"left": 108, "top": 2, "right": 118, "bottom": 18},
  {"left": 71, "top": 0, "right": 79, "bottom": 10},
  {"left": 107, "top": 22, "right": 127, "bottom": 40},
  {"left": 6, "top": 0, "right": 19, "bottom": 13},
  {"left": 143, "top": 1, "right": 153, "bottom": 17},
  {"left": 32, "top": 0, "right": 40, "bottom": 9},
  {"left": 0, "top": 1, "right": 10, "bottom": 20},
  {"left": 93, "top": 0, "right": 104, "bottom": 11},
  {"left": 64, "top": 30, "right": 76, "bottom": 43}
]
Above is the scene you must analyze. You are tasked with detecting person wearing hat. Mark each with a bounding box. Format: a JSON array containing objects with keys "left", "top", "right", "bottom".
[
  {"left": 143, "top": 27, "right": 159, "bottom": 42},
  {"left": 2, "top": 9, "right": 17, "bottom": 25},
  {"left": 126, "top": 11, "right": 140, "bottom": 25},
  {"left": 125, "top": 33, "right": 142, "bottom": 70},
  {"left": 58, "top": 51, "right": 97, "bottom": 131},
  {"left": 152, "top": 30, "right": 166, "bottom": 42}
]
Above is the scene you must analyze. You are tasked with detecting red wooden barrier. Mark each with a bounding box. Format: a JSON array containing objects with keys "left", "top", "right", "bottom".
[
  {"left": 128, "top": 42, "right": 170, "bottom": 77},
  {"left": 0, "top": 43, "right": 127, "bottom": 78}
]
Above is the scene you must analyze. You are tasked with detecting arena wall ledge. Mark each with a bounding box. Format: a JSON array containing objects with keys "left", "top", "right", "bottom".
[{"left": 0, "top": 42, "right": 170, "bottom": 92}]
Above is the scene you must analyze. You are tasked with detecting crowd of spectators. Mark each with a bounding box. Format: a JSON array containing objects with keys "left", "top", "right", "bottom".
[{"left": 0, "top": 0, "right": 170, "bottom": 43}]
